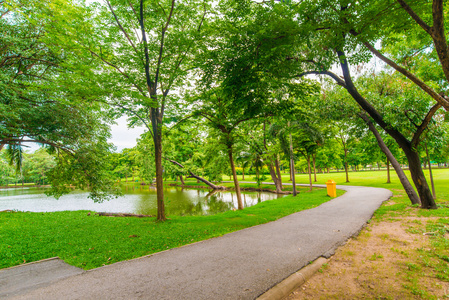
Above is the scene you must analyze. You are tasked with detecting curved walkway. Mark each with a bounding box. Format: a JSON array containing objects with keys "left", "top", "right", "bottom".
[{"left": 6, "top": 185, "right": 392, "bottom": 300}]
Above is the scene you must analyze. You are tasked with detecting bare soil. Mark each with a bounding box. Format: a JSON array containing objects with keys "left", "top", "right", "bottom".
[{"left": 286, "top": 201, "right": 449, "bottom": 300}]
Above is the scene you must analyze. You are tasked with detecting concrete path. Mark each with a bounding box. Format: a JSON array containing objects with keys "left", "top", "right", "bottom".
[
  {"left": 4, "top": 185, "right": 392, "bottom": 300},
  {"left": 0, "top": 258, "right": 83, "bottom": 298}
]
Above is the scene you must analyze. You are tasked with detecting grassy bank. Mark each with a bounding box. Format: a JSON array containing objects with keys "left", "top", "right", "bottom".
[{"left": 1, "top": 186, "right": 332, "bottom": 270}]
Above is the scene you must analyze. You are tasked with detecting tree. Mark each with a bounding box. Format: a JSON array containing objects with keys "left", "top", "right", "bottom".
[
  {"left": 318, "top": 78, "right": 421, "bottom": 204},
  {"left": 350, "top": 0, "right": 449, "bottom": 111},
  {"left": 38, "top": 0, "right": 210, "bottom": 220},
  {"left": 288, "top": 122, "right": 324, "bottom": 190},
  {"left": 292, "top": 0, "right": 443, "bottom": 208},
  {"left": 190, "top": 0, "right": 314, "bottom": 207},
  {"left": 1, "top": 0, "right": 119, "bottom": 201}
]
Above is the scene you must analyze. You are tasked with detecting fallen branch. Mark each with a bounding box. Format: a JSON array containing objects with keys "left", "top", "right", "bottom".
[
  {"left": 95, "top": 212, "right": 153, "bottom": 218},
  {"left": 240, "top": 187, "right": 292, "bottom": 194},
  {"left": 168, "top": 184, "right": 219, "bottom": 190},
  {"left": 166, "top": 158, "right": 226, "bottom": 190}
]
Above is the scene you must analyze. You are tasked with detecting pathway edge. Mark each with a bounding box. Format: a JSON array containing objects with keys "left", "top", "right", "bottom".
[{"left": 256, "top": 257, "right": 329, "bottom": 300}]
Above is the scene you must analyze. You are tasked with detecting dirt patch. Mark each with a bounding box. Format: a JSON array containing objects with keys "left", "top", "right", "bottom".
[{"left": 286, "top": 216, "right": 449, "bottom": 299}]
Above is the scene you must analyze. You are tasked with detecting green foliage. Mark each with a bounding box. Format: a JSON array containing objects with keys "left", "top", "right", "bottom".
[
  {"left": 1, "top": 0, "right": 119, "bottom": 200},
  {"left": 46, "top": 142, "right": 121, "bottom": 202},
  {"left": 21, "top": 148, "right": 56, "bottom": 185}
]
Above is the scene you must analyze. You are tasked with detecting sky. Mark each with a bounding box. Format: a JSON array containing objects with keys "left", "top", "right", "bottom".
[{"left": 108, "top": 116, "right": 146, "bottom": 152}]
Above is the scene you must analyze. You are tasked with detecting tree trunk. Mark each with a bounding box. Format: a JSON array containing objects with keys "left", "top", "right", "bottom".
[
  {"left": 96, "top": 212, "right": 152, "bottom": 218},
  {"left": 344, "top": 158, "right": 349, "bottom": 183},
  {"left": 337, "top": 49, "right": 435, "bottom": 208},
  {"left": 307, "top": 155, "right": 313, "bottom": 191},
  {"left": 404, "top": 148, "right": 436, "bottom": 208},
  {"left": 179, "top": 175, "right": 185, "bottom": 186},
  {"left": 312, "top": 153, "right": 317, "bottom": 182},
  {"left": 227, "top": 144, "right": 243, "bottom": 210},
  {"left": 425, "top": 143, "right": 436, "bottom": 199},
  {"left": 154, "top": 136, "right": 165, "bottom": 221},
  {"left": 386, "top": 157, "right": 391, "bottom": 184},
  {"left": 268, "top": 162, "right": 282, "bottom": 193},
  {"left": 290, "top": 158, "right": 297, "bottom": 196},
  {"left": 362, "top": 114, "right": 420, "bottom": 205},
  {"left": 275, "top": 155, "right": 283, "bottom": 189},
  {"left": 151, "top": 108, "right": 166, "bottom": 221},
  {"left": 188, "top": 172, "right": 226, "bottom": 190},
  {"left": 289, "top": 129, "right": 297, "bottom": 196}
]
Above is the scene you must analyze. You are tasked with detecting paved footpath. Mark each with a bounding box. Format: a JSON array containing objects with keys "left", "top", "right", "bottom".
[{"left": 4, "top": 185, "right": 392, "bottom": 300}]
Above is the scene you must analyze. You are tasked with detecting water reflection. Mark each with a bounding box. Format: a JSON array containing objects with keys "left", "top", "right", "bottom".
[{"left": 0, "top": 186, "right": 284, "bottom": 216}]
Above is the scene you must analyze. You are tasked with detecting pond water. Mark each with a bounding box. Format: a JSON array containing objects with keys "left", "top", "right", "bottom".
[{"left": 0, "top": 185, "right": 284, "bottom": 216}]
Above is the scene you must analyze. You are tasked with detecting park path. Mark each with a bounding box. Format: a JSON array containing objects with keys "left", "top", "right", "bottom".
[{"left": 4, "top": 185, "right": 392, "bottom": 300}]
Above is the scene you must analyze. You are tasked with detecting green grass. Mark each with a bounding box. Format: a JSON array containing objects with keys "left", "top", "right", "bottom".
[
  {"left": 0, "top": 188, "right": 331, "bottom": 270},
  {"left": 2, "top": 167, "right": 447, "bottom": 290},
  {"left": 232, "top": 168, "right": 449, "bottom": 296},
  {"left": 236, "top": 168, "right": 447, "bottom": 194},
  {"left": 326, "top": 168, "right": 449, "bottom": 296}
]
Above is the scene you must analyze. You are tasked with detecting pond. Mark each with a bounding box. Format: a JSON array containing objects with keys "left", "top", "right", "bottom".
[{"left": 0, "top": 185, "right": 285, "bottom": 216}]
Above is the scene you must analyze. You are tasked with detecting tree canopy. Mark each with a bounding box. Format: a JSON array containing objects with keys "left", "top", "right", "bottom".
[{"left": 2, "top": 0, "right": 449, "bottom": 215}]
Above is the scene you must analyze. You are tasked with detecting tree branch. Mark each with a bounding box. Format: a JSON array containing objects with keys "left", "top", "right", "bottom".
[
  {"left": 139, "top": 0, "right": 155, "bottom": 96},
  {"left": 411, "top": 102, "right": 442, "bottom": 148},
  {"left": 297, "top": 70, "right": 346, "bottom": 87},
  {"left": 154, "top": 0, "right": 175, "bottom": 95},
  {"left": 105, "top": 0, "right": 141, "bottom": 60},
  {"left": 336, "top": 49, "right": 412, "bottom": 149},
  {"left": 110, "top": 103, "right": 153, "bottom": 141},
  {"left": 87, "top": 48, "right": 147, "bottom": 97},
  {"left": 396, "top": 0, "right": 432, "bottom": 34},
  {"left": 361, "top": 39, "right": 449, "bottom": 111}
]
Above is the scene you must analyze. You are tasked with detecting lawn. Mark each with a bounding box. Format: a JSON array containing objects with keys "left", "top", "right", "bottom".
[
  {"left": 234, "top": 167, "right": 448, "bottom": 203},
  {"left": 1, "top": 185, "right": 332, "bottom": 270},
  {"left": 2, "top": 166, "right": 447, "bottom": 293}
]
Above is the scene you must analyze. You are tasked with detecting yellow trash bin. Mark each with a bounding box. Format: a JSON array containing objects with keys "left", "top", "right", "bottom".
[{"left": 326, "top": 180, "right": 337, "bottom": 197}]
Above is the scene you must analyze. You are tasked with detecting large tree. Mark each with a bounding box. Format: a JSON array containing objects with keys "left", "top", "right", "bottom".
[
  {"left": 1, "top": 0, "right": 118, "bottom": 201},
  {"left": 190, "top": 0, "right": 316, "bottom": 206},
  {"left": 36, "top": 0, "right": 209, "bottom": 220},
  {"left": 291, "top": 0, "right": 445, "bottom": 208}
]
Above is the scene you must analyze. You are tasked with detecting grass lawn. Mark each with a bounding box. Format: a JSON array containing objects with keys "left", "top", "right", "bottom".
[
  {"left": 234, "top": 167, "right": 448, "bottom": 199},
  {"left": 1, "top": 185, "right": 333, "bottom": 270},
  {"left": 2, "top": 167, "right": 447, "bottom": 298}
]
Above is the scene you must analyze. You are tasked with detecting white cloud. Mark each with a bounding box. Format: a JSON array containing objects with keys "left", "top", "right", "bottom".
[{"left": 108, "top": 116, "right": 146, "bottom": 152}]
